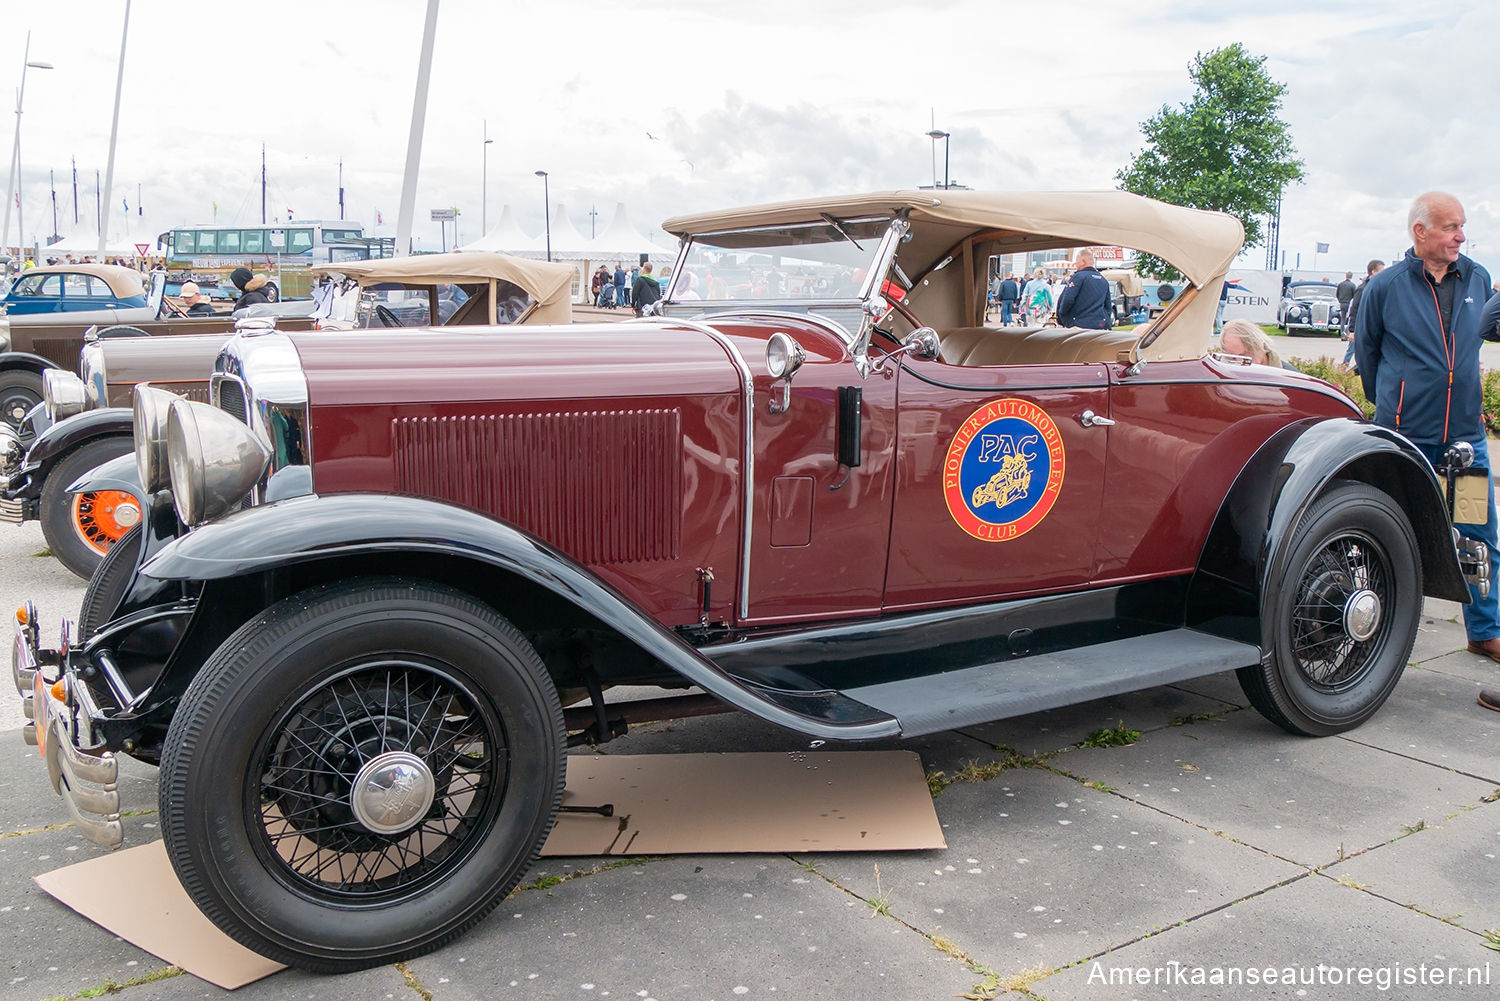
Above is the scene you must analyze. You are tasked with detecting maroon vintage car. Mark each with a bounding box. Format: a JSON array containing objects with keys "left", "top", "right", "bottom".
[{"left": 13, "top": 190, "right": 1481, "bottom": 971}]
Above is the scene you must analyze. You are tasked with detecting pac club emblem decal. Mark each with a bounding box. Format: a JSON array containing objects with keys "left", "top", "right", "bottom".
[{"left": 943, "top": 399, "right": 1066, "bottom": 542}]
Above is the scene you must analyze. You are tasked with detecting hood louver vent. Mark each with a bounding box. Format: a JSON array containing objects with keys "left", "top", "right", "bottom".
[{"left": 392, "top": 409, "right": 683, "bottom": 564}]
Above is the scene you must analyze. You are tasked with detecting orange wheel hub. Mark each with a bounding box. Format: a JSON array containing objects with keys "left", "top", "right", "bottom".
[{"left": 71, "top": 490, "right": 142, "bottom": 555}]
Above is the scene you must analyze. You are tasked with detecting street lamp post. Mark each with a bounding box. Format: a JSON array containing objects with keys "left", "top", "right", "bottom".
[
  {"left": 925, "top": 128, "right": 950, "bottom": 190},
  {"left": 3, "top": 32, "right": 54, "bottom": 259},
  {"left": 535, "top": 170, "right": 551, "bottom": 262},
  {"left": 481, "top": 120, "right": 493, "bottom": 235}
]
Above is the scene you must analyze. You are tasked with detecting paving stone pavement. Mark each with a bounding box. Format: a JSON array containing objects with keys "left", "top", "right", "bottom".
[{"left": 2, "top": 518, "right": 1499, "bottom": 999}]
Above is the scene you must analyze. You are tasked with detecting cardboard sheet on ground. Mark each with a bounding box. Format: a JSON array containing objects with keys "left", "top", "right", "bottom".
[
  {"left": 543, "top": 751, "right": 945, "bottom": 856},
  {"left": 35, "top": 750, "right": 941, "bottom": 989},
  {"left": 34, "top": 840, "right": 287, "bottom": 989}
]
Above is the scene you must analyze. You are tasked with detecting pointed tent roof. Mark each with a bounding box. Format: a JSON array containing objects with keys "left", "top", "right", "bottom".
[
  {"left": 589, "top": 202, "right": 679, "bottom": 258},
  {"left": 533, "top": 202, "right": 592, "bottom": 258},
  {"left": 457, "top": 204, "right": 542, "bottom": 254}
]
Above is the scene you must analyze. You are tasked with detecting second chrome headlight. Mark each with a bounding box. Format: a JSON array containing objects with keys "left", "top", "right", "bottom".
[
  {"left": 166, "top": 399, "right": 272, "bottom": 527},
  {"left": 43, "top": 370, "right": 88, "bottom": 422},
  {"left": 133, "top": 385, "right": 177, "bottom": 494}
]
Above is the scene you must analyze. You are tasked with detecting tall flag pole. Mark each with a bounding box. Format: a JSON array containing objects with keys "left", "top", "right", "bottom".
[
  {"left": 71, "top": 156, "right": 78, "bottom": 225},
  {"left": 338, "top": 158, "right": 345, "bottom": 221},
  {"left": 98, "top": 0, "right": 132, "bottom": 259}
]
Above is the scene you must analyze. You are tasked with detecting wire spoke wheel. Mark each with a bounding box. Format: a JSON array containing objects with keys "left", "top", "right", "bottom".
[
  {"left": 71, "top": 489, "right": 141, "bottom": 555},
  {"left": 160, "top": 579, "right": 564, "bottom": 972},
  {"left": 253, "top": 661, "right": 508, "bottom": 903},
  {"left": 1239, "top": 482, "right": 1420, "bottom": 736},
  {"left": 1288, "top": 532, "right": 1391, "bottom": 690}
]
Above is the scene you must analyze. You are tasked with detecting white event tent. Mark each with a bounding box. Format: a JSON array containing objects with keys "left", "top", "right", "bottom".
[
  {"left": 458, "top": 203, "right": 677, "bottom": 303},
  {"left": 39, "top": 231, "right": 151, "bottom": 259}
]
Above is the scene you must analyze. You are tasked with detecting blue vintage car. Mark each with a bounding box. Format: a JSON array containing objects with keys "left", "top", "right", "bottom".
[{"left": 0, "top": 263, "right": 151, "bottom": 320}]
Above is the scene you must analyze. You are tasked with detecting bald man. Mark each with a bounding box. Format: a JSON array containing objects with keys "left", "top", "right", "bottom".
[{"left": 1356, "top": 192, "right": 1500, "bottom": 707}]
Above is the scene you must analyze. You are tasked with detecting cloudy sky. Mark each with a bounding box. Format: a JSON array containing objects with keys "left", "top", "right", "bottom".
[{"left": 2, "top": 0, "right": 1496, "bottom": 276}]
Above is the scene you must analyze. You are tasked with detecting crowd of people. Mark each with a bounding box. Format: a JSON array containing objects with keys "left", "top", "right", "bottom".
[{"left": 987, "top": 249, "right": 1116, "bottom": 329}]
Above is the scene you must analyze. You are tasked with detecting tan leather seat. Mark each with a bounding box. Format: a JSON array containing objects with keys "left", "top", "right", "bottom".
[{"left": 936, "top": 326, "right": 1139, "bottom": 366}]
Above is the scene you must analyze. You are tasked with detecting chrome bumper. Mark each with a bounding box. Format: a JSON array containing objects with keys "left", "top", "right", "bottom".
[
  {"left": 12, "top": 605, "right": 123, "bottom": 849},
  {"left": 0, "top": 495, "right": 24, "bottom": 525}
]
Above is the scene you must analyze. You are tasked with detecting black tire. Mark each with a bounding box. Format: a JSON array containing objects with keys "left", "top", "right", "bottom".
[
  {"left": 0, "top": 368, "right": 44, "bottom": 446},
  {"left": 38, "top": 436, "right": 138, "bottom": 580},
  {"left": 159, "top": 578, "right": 565, "bottom": 972},
  {"left": 1238, "top": 482, "right": 1420, "bottom": 736},
  {"left": 78, "top": 522, "right": 143, "bottom": 638}
]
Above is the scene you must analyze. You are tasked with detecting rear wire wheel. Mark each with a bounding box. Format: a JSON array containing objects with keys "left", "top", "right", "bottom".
[
  {"left": 1239, "top": 483, "right": 1420, "bottom": 735},
  {"left": 159, "top": 578, "right": 565, "bottom": 971}
]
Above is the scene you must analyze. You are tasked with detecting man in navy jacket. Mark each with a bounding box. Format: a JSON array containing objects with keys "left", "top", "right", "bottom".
[
  {"left": 1356, "top": 192, "right": 1500, "bottom": 706},
  {"left": 1056, "top": 250, "right": 1113, "bottom": 329}
]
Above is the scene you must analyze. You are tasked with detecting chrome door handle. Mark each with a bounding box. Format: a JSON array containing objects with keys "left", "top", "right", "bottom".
[{"left": 1079, "top": 410, "right": 1115, "bottom": 427}]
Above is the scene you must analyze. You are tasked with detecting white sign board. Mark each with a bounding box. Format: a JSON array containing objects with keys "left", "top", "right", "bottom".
[{"left": 1222, "top": 269, "right": 1284, "bottom": 325}]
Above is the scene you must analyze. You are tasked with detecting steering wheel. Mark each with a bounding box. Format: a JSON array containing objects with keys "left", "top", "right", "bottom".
[{"left": 375, "top": 305, "right": 404, "bottom": 328}]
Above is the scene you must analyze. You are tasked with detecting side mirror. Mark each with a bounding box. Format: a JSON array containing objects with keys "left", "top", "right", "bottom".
[{"left": 869, "top": 326, "right": 940, "bottom": 377}]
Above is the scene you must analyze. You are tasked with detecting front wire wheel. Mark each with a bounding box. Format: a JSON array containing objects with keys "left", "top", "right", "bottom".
[
  {"left": 159, "top": 579, "right": 565, "bottom": 972},
  {"left": 1239, "top": 482, "right": 1421, "bottom": 736},
  {"left": 254, "top": 660, "right": 506, "bottom": 903}
]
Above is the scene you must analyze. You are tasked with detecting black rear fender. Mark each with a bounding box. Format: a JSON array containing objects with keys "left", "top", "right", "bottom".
[{"left": 1189, "top": 418, "right": 1465, "bottom": 644}]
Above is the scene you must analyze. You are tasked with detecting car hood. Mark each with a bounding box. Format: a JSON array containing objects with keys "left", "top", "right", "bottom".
[
  {"left": 290, "top": 322, "right": 743, "bottom": 408},
  {"left": 95, "top": 332, "right": 233, "bottom": 384}
]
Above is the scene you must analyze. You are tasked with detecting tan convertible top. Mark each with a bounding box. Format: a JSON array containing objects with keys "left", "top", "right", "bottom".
[
  {"left": 663, "top": 190, "right": 1244, "bottom": 361},
  {"left": 16, "top": 262, "right": 146, "bottom": 297},
  {"left": 311, "top": 252, "right": 576, "bottom": 324}
]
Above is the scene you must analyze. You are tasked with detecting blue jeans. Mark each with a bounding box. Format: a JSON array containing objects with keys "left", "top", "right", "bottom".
[
  {"left": 1416, "top": 437, "right": 1500, "bottom": 642},
  {"left": 1342, "top": 336, "right": 1356, "bottom": 366},
  {"left": 1000, "top": 300, "right": 1014, "bottom": 325}
]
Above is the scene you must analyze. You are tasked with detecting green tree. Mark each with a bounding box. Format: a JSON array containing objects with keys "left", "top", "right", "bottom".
[{"left": 1116, "top": 44, "right": 1304, "bottom": 281}]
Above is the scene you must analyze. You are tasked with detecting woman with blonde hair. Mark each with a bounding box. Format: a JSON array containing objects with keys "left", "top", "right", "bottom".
[{"left": 1021, "top": 266, "right": 1054, "bottom": 326}]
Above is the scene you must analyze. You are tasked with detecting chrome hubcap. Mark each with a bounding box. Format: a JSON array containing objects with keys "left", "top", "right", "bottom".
[
  {"left": 349, "top": 751, "right": 436, "bottom": 835},
  {"left": 1344, "top": 588, "right": 1381, "bottom": 642}
]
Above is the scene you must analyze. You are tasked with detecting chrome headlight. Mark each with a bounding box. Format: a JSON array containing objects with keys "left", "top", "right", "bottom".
[
  {"left": 766, "top": 332, "right": 806, "bottom": 379},
  {"left": 166, "top": 399, "right": 271, "bottom": 526},
  {"left": 43, "top": 370, "right": 87, "bottom": 422},
  {"left": 80, "top": 341, "right": 107, "bottom": 407},
  {"left": 133, "top": 385, "right": 178, "bottom": 494}
]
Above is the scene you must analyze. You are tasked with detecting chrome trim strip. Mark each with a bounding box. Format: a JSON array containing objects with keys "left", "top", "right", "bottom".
[{"left": 666, "top": 318, "right": 756, "bottom": 620}]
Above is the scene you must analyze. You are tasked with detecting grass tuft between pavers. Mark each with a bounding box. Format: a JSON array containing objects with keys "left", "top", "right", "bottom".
[
  {"left": 1078, "top": 721, "right": 1142, "bottom": 748},
  {"left": 927, "top": 746, "right": 1057, "bottom": 796},
  {"left": 507, "top": 856, "right": 663, "bottom": 897},
  {"left": 36, "top": 965, "right": 182, "bottom": 1000}
]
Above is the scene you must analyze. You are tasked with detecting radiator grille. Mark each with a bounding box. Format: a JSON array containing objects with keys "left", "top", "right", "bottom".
[
  {"left": 216, "top": 379, "right": 248, "bottom": 424},
  {"left": 1312, "top": 302, "right": 1331, "bottom": 324},
  {"left": 392, "top": 410, "right": 683, "bottom": 564}
]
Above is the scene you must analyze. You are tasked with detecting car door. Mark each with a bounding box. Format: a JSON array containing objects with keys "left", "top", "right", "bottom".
[
  {"left": 5, "top": 273, "right": 62, "bottom": 314},
  {"left": 884, "top": 354, "right": 1109, "bottom": 609}
]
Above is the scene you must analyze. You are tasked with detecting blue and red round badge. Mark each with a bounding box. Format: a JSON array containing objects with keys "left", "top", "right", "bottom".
[{"left": 943, "top": 399, "right": 1066, "bottom": 542}]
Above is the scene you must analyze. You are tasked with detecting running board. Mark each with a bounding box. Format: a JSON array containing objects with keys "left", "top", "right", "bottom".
[{"left": 842, "top": 628, "right": 1260, "bottom": 738}]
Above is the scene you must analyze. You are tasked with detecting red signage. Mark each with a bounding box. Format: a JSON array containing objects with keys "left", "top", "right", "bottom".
[{"left": 134, "top": 243, "right": 150, "bottom": 256}]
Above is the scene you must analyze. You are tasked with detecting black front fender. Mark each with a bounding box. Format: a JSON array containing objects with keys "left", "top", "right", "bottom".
[
  {"left": 1190, "top": 418, "right": 1466, "bottom": 643},
  {"left": 0, "top": 350, "right": 63, "bottom": 375},
  {"left": 141, "top": 492, "right": 899, "bottom": 742}
]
